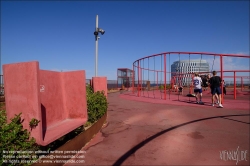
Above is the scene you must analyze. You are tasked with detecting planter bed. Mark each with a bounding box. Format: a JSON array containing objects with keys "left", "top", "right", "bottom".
[
  {"left": 0, "top": 97, "right": 5, "bottom": 102},
  {"left": 32, "top": 112, "right": 107, "bottom": 166}
]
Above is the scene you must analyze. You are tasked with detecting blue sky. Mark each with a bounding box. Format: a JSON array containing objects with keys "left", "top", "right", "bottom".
[{"left": 1, "top": 1, "right": 249, "bottom": 80}]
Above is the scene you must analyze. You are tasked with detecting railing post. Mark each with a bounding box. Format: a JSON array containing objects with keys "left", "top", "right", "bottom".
[
  {"left": 117, "top": 69, "right": 118, "bottom": 90},
  {"left": 164, "top": 54, "right": 166, "bottom": 100},
  {"left": 241, "top": 77, "right": 243, "bottom": 92},
  {"left": 234, "top": 71, "right": 236, "bottom": 99},
  {"left": 137, "top": 61, "right": 140, "bottom": 97},
  {"left": 132, "top": 65, "right": 135, "bottom": 94},
  {"left": 140, "top": 61, "right": 142, "bottom": 96},
  {"left": 157, "top": 71, "right": 158, "bottom": 87},
  {"left": 220, "top": 55, "right": 224, "bottom": 104}
]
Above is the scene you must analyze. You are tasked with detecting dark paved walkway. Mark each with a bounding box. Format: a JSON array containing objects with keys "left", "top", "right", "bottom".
[{"left": 67, "top": 92, "right": 249, "bottom": 165}]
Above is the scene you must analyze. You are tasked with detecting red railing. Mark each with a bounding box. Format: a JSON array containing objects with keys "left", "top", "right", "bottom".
[{"left": 132, "top": 52, "right": 250, "bottom": 103}]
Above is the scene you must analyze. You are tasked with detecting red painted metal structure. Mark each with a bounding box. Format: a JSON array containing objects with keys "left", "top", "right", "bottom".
[
  {"left": 132, "top": 52, "right": 250, "bottom": 104},
  {"left": 217, "top": 71, "right": 250, "bottom": 100},
  {"left": 223, "top": 76, "right": 250, "bottom": 92}
]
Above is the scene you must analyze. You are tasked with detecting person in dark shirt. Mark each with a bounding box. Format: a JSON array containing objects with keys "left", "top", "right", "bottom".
[
  {"left": 208, "top": 71, "right": 223, "bottom": 108},
  {"left": 178, "top": 85, "right": 183, "bottom": 95},
  {"left": 207, "top": 74, "right": 219, "bottom": 104},
  {"left": 202, "top": 75, "right": 208, "bottom": 91},
  {"left": 222, "top": 80, "right": 227, "bottom": 95}
]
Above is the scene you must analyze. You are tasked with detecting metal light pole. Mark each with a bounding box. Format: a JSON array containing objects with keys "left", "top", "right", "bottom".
[
  {"left": 95, "top": 15, "right": 99, "bottom": 77},
  {"left": 94, "top": 15, "right": 105, "bottom": 77}
]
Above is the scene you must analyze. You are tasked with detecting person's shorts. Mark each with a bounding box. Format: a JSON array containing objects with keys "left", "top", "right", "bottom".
[
  {"left": 203, "top": 84, "right": 208, "bottom": 87},
  {"left": 194, "top": 89, "right": 202, "bottom": 93},
  {"left": 211, "top": 87, "right": 222, "bottom": 95}
]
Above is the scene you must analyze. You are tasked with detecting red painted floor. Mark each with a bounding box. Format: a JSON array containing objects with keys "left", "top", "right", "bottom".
[
  {"left": 66, "top": 90, "right": 249, "bottom": 165},
  {"left": 119, "top": 89, "right": 250, "bottom": 110}
]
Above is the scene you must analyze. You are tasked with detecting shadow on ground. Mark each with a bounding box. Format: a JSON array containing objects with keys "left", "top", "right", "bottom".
[{"left": 112, "top": 114, "right": 250, "bottom": 165}]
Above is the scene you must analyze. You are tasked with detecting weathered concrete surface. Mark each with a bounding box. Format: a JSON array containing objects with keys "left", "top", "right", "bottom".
[{"left": 67, "top": 92, "right": 249, "bottom": 165}]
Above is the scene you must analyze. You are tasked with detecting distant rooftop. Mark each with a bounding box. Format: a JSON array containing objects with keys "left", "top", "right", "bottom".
[{"left": 173, "top": 59, "right": 208, "bottom": 63}]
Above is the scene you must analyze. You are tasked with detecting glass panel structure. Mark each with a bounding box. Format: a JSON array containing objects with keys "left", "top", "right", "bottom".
[{"left": 117, "top": 68, "right": 134, "bottom": 89}]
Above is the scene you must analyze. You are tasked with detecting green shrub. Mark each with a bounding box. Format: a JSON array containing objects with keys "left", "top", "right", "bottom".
[
  {"left": 166, "top": 84, "right": 171, "bottom": 89},
  {"left": 159, "top": 85, "right": 164, "bottom": 90},
  {"left": 159, "top": 84, "right": 171, "bottom": 90},
  {"left": 29, "top": 118, "right": 40, "bottom": 130},
  {"left": 0, "top": 85, "right": 108, "bottom": 165},
  {"left": 86, "top": 85, "right": 108, "bottom": 123},
  {"left": 0, "top": 110, "right": 39, "bottom": 166}
]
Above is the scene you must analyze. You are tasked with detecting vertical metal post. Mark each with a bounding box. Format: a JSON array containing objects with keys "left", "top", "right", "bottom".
[
  {"left": 169, "top": 53, "right": 171, "bottom": 99},
  {"left": 190, "top": 75, "right": 194, "bottom": 94},
  {"left": 154, "top": 56, "right": 155, "bottom": 91},
  {"left": 164, "top": 54, "right": 166, "bottom": 100},
  {"left": 140, "top": 60, "right": 142, "bottom": 96},
  {"left": 234, "top": 71, "right": 236, "bottom": 99},
  {"left": 137, "top": 61, "right": 140, "bottom": 97},
  {"left": 241, "top": 77, "right": 243, "bottom": 91},
  {"left": 157, "top": 71, "right": 158, "bottom": 87},
  {"left": 142, "top": 59, "right": 144, "bottom": 97},
  {"left": 220, "top": 55, "right": 224, "bottom": 104},
  {"left": 148, "top": 58, "right": 150, "bottom": 97},
  {"left": 95, "top": 15, "right": 99, "bottom": 77},
  {"left": 117, "top": 69, "right": 118, "bottom": 89},
  {"left": 132, "top": 64, "right": 135, "bottom": 94},
  {"left": 189, "top": 76, "right": 192, "bottom": 94}
]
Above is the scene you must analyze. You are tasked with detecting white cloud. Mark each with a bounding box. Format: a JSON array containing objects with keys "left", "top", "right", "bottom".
[
  {"left": 234, "top": 52, "right": 249, "bottom": 55},
  {"left": 204, "top": 56, "right": 249, "bottom": 71},
  {"left": 222, "top": 51, "right": 249, "bottom": 55}
]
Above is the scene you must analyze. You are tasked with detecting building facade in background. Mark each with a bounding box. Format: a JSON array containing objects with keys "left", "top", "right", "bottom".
[
  {"left": 117, "top": 68, "right": 134, "bottom": 89},
  {"left": 171, "top": 59, "right": 209, "bottom": 86}
]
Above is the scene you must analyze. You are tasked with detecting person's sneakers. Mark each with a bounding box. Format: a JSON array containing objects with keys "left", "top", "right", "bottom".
[
  {"left": 199, "top": 101, "right": 204, "bottom": 105},
  {"left": 212, "top": 104, "right": 214, "bottom": 106},
  {"left": 196, "top": 101, "right": 199, "bottom": 104},
  {"left": 214, "top": 101, "right": 219, "bottom": 104},
  {"left": 219, "top": 104, "right": 223, "bottom": 108}
]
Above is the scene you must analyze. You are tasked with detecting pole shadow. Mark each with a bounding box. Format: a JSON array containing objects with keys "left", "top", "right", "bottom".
[{"left": 112, "top": 114, "right": 250, "bottom": 166}]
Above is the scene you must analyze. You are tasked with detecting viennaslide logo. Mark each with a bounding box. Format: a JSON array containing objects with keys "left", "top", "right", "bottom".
[{"left": 220, "top": 146, "right": 248, "bottom": 165}]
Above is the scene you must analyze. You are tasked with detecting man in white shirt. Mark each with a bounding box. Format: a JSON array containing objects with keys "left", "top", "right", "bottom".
[{"left": 193, "top": 73, "right": 203, "bottom": 103}]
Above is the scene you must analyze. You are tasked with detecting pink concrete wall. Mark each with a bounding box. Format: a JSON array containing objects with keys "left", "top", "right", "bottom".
[
  {"left": 61, "top": 71, "right": 87, "bottom": 119},
  {"left": 40, "top": 70, "right": 88, "bottom": 145},
  {"left": 92, "top": 77, "right": 107, "bottom": 97},
  {"left": 3, "top": 61, "right": 43, "bottom": 144},
  {"left": 3, "top": 61, "right": 88, "bottom": 146},
  {"left": 39, "top": 70, "right": 65, "bottom": 128}
]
